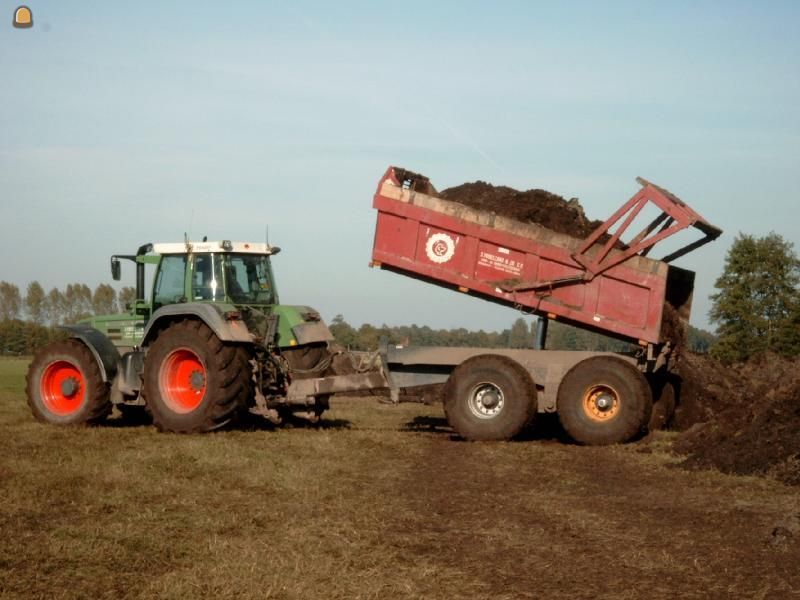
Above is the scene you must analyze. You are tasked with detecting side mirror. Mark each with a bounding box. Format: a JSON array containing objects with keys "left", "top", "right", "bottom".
[
  {"left": 270, "top": 246, "right": 281, "bottom": 255},
  {"left": 111, "top": 257, "right": 121, "bottom": 281}
]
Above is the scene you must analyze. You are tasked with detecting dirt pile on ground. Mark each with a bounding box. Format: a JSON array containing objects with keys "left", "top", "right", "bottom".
[
  {"left": 439, "top": 181, "right": 604, "bottom": 239},
  {"left": 672, "top": 352, "right": 800, "bottom": 486}
]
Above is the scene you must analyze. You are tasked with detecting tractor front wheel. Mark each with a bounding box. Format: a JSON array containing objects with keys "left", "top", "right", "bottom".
[
  {"left": 143, "top": 320, "right": 251, "bottom": 433},
  {"left": 26, "top": 340, "right": 111, "bottom": 425}
]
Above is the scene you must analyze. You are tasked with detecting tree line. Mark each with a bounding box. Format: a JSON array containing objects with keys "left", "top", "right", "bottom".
[
  {"left": 329, "top": 314, "right": 715, "bottom": 354},
  {"left": 0, "top": 281, "right": 135, "bottom": 355},
  {"left": 0, "top": 281, "right": 136, "bottom": 325}
]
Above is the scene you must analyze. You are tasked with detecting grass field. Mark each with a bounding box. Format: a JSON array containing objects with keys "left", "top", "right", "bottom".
[{"left": 1, "top": 357, "right": 799, "bottom": 599}]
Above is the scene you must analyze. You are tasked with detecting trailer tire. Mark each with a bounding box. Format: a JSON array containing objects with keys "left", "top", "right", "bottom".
[
  {"left": 143, "top": 320, "right": 251, "bottom": 433},
  {"left": 26, "top": 340, "right": 112, "bottom": 425},
  {"left": 443, "top": 355, "right": 537, "bottom": 441},
  {"left": 557, "top": 356, "right": 652, "bottom": 445}
]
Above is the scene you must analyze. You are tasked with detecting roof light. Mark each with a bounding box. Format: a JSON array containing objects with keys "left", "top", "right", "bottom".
[{"left": 13, "top": 6, "right": 33, "bottom": 28}]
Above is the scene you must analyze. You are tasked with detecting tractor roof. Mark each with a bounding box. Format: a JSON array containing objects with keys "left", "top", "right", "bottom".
[{"left": 151, "top": 241, "right": 279, "bottom": 255}]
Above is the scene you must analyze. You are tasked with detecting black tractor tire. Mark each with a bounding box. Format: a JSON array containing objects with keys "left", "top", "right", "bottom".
[
  {"left": 281, "top": 343, "right": 330, "bottom": 378},
  {"left": 648, "top": 377, "right": 676, "bottom": 431},
  {"left": 143, "top": 320, "right": 252, "bottom": 433},
  {"left": 557, "top": 356, "right": 652, "bottom": 445},
  {"left": 443, "top": 355, "right": 537, "bottom": 441},
  {"left": 25, "top": 339, "right": 111, "bottom": 425}
]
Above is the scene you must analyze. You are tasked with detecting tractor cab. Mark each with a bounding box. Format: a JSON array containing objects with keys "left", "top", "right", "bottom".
[
  {"left": 111, "top": 240, "right": 281, "bottom": 312},
  {"left": 149, "top": 241, "right": 280, "bottom": 309},
  {"left": 101, "top": 240, "right": 283, "bottom": 351}
]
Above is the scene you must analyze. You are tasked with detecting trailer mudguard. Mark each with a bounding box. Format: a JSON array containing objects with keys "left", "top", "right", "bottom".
[
  {"left": 141, "top": 303, "right": 253, "bottom": 346},
  {"left": 61, "top": 324, "right": 121, "bottom": 382}
]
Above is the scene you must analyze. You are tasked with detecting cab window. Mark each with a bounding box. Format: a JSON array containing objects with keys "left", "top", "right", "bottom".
[
  {"left": 224, "top": 254, "right": 274, "bottom": 304},
  {"left": 192, "top": 254, "right": 223, "bottom": 301},
  {"left": 153, "top": 255, "right": 187, "bottom": 308}
]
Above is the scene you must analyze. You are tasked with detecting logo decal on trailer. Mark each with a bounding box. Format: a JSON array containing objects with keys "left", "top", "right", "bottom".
[{"left": 425, "top": 233, "right": 456, "bottom": 264}]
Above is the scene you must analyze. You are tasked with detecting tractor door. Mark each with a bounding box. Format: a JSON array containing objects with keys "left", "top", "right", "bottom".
[
  {"left": 190, "top": 254, "right": 224, "bottom": 302},
  {"left": 152, "top": 254, "right": 189, "bottom": 309}
]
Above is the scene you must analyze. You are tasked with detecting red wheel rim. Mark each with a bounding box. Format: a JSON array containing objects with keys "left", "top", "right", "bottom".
[
  {"left": 159, "top": 348, "right": 206, "bottom": 413},
  {"left": 40, "top": 360, "right": 86, "bottom": 416}
]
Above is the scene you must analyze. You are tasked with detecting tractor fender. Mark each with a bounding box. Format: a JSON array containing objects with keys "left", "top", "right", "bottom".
[
  {"left": 61, "top": 325, "right": 121, "bottom": 383},
  {"left": 292, "top": 320, "right": 334, "bottom": 345},
  {"left": 141, "top": 303, "right": 253, "bottom": 346}
]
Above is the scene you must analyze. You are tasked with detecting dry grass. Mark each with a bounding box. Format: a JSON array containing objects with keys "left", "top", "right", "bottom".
[{"left": 1, "top": 357, "right": 799, "bottom": 599}]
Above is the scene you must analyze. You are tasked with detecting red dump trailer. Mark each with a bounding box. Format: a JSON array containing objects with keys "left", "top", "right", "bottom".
[{"left": 370, "top": 167, "right": 721, "bottom": 444}]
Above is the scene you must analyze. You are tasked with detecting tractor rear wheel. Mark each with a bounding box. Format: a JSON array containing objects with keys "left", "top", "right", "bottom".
[
  {"left": 443, "top": 355, "right": 537, "bottom": 441},
  {"left": 557, "top": 356, "right": 652, "bottom": 445},
  {"left": 143, "top": 320, "right": 251, "bottom": 433},
  {"left": 26, "top": 340, "right": 111, "bottom": 425}
]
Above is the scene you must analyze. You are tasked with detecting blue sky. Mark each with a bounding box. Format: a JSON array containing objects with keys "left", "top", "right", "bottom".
[{"left": 1, "top": 1, "right": 798, "bottom": 333}]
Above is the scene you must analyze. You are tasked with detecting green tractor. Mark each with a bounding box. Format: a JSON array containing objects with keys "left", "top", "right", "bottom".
[{"left": 25, "top": 240, "right": 382, "bottom": 432}]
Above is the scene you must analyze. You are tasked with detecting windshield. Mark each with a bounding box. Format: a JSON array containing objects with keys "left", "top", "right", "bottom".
[{"left": 222, "top": 254, "right": 276, "bottom": 304}]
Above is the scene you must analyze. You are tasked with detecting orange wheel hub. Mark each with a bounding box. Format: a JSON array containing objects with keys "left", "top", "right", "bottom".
[
  {"left": 582, "top": 385, "right": 620, "bottom": 422},
  {"left": 159, "top": 348, "right": 206, "bottom": 413},
  {"left": 40, "top": 360, "right": 85, "bottom": 416}
]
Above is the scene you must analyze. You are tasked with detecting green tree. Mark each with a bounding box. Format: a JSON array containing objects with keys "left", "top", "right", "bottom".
[
  {"left": 64, "top": 283, "right": 92, "bottom": 323},
  {"left": 46, "top": 287, "right": 65, "bottom": 325},
  {"left": 710, "top": 232, "right": 800, "bottom": 362},
  {"left": 0, "top": 282, "right": 22, "bottom": 321},
  {"left": 355, "top": 323, "right": 381, "bottom": 351},
  {"left": 25, "top": 281, "right": 46, "bottom": 324},
  {"left": 0, "top": 320, "right": 62, "bottom": 356},
  {"left": 329, "top": 314, "right": 357, "bottom": 348},
  {"left": 687, "top": 324, "right": 716, "bottom": 354},
  {"left": 92, "top": 284, "right": 117, "bottom": 316},
  {"left": 775, "top": 298, "right": 800, "bottom": 357},
  {"left": 76, "top": 284, "right": 93, "bottom": 320},
  {"left": 0, "top": 319, "right": 25, "bottom": 354},
  {"left": 547, "top": 322, "right": 579, "bottom": 350},
  {"left": 508, "top": 317, "right": 532, "bottom": 348},
  {"left": 118, "top": 286, "right": 136, "bottom": 313}
]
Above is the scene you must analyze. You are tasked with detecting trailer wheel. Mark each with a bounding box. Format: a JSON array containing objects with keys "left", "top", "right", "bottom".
[
  {"left": 557, "top": 356, "right": 652, "bottom": 445},
  {"left": 443, "top": 355, "right": 537, "bottom": 441},
  {"left": 143, "top": 320, "right": 251, "bottom": 433},
  {"left": 26, "top": 340, "right": 111, "bottom": 425}
]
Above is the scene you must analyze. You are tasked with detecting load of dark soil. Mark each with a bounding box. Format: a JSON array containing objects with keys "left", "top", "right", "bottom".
[
  {"left": 671, "top": 353, "right": 800, "bottom": 486},
  {"left": 439, "top": 181, "right": 604, "bottom": 240}
]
